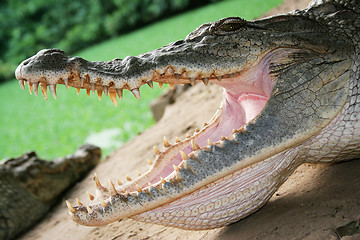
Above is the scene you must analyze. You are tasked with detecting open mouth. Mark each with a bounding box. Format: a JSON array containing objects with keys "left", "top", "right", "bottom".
[{"left": 15, "top": 47, "right": 294, "bottom": 226}]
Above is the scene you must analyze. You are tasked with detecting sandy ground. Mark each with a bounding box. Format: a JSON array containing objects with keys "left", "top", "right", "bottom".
[{"left": 19, "top": 0, "right": 360, "bottom": 239}]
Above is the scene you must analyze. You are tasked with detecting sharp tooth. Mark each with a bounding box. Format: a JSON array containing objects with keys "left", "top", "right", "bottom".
[
  {"left": 137, "top": 171, "right": 141, "bottom": 176},
  {"left": 108, "top": 179, "right": 117, "bottom": 196},
  {"left": 94, "top": 173, "right": 102, "bottom": 189},
  {"left": 65, "top": 201, "right": 77, "bottom": 214},
  {"left": 160, "top": 177, "right": 166, "bottom": 184},
  {"left": 126, "top": 175, "right": 132, "bottom": 182},
  {"left": 49, "top": 84, "right": 57, "bottom": 99},
  {"left": 189, "top": 77, "right": 196, "bottom": 86},
  {"left": 87, "top": 192, "right": 95, "bottom": 201},
  {"left": 81, "top": 77, "right": 84, "bottom": 87},
  {"left": 202, "top": 77, "right": 209, "bottom": 86},
  {"left": 207, "top": 139, "right": 213, "bottom": 145},
  {"left": 76, "top": 198, "right": 83, "bottom": 205},
  {"left": 186, "top": 134, "right": 191, "bottom": 138},
  {"left": 19, "top": 80, "right": 25, "bottom": 90},
  {"left": 195, "top": 128, "right": 200, "bottom": 133},
  {"left": 109, "top": 92, "right": 118, "bottom": 106},
  {"left": 76, "top": 88, "right": 80, "bottom": 95},
  {"left": 64, "top": 78, "right": 69, "bottom": 89},
  {"left": 131, "top": 88, "right": 141, "bottom": 100},
  {"left": 173, "top": 165, "right": 180, "bottom": 172},
  {"left": 232, "top": 128, "right": 237, "bottom": 134},
  {"left": 40, "top": 84, "right": 48, "bottom": 100},
  {"left": 158, "top": 82, "right": 163, "bottom": 88},
  {"left": 147, "top": 159, "right": 153, "bottom": 166},
  {"left": 221, "top": 136, "right": 227, "bottom": 141},
  {"left": 117, "top": 179, "right": 122, "bottom": 185},
  {"left": 147, "top": 80, "right": 153, "bottom": 88},
  {"left": 33, "top": 83, "right": 39, "bottom": 96},
  {"left": 86, "top": 205, "right": 94, "bottom": 214},
  {"left": 163, "top": 137, "right": 170, "bottom": 148},
  {"left": 91, "top": 83, "right": 96, "bottom": 94},
  {"left": 180, "top": 151, "right": 188, "bottom": 160},
  {"left": 202, "top": 122, "right": 208, "bottom": 128},
  {"left": 169, "top": 83, "right": 174, "bottom": 89},
  {"left": 116, "top": 89, "right": 123, "bottom": 100},
  {"left": 27, "top": 82, "right": 33, "bottom": 94},
  {"left": 153, "top": 146, "right": 160, "bottom": 155},
  {"left": 86, "top": 89, "right": 91, "bottom": 97},
  {"left": 216, "top": 76, "right": 222, "bottom": 81},
  {"left": 136, "top": 184, "right": 142, "bottom": 192},
  {"left": 103, "top": 85, "right": 108, "bottom": 96},
  {"left": 175, "top": 137, "right": 181, "bottom": 143},
  {"left": 148, "top": 182, "right": 153, "bottom": 187},
  {"left": 191, "top": 140, "right": 200, "bottom": 151},
  {"left": 100, "top": 199, "right": 107, "bottom": 207},
  {"left": 97, "top": 90, "right": 102, "bottom": 100}
]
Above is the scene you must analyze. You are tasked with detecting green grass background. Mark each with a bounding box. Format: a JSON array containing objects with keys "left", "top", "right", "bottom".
[{"left": 0, "top": 0, "right": 282, "bottom": 160}]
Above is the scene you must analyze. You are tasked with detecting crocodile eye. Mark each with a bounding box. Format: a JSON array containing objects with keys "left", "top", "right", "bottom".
[
  {"left": 221, "top": 22, "right": 244, "bottom": 32},
  {"left": 212, "top": 17, "right": 247, "bottom": 35}
]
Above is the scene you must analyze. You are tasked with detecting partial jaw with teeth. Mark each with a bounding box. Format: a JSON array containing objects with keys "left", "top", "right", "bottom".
[{"left": 15, "top": 48, "right": 277, "bottom": 229}]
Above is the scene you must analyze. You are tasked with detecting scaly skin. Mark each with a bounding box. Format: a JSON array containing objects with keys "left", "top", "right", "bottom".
[
  {"left": 15, "top": 0, "right": 359, "bottom": 230},
  {"left": 0, "top": 145, "right": 100, "bottom": 240}
]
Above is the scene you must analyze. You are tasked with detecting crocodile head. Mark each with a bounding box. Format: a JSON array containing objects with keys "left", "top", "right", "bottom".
[{"left": 15, "top": 2, "right": 357, "bottom": 230}]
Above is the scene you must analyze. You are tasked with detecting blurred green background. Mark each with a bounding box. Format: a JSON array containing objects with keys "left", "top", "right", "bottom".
[{"left": 0, "top": 0, "right": 282, "bottom": 160}]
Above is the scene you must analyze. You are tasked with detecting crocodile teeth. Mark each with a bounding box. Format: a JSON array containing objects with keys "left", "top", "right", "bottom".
[
  {"left": 100, "top": 199, "right": 107, "bottom": 207},
  {"left": 179, "top": 150, "right": 188, "bottom": 160},
  {"left": 33, "top": 83, "right": 39, "bottom": 96},
  {"left": 109, "top": 92, "right": 118, "bottom": 106},
  {"left": 131, "top": 88, "right": 141, "bottom": 100},
  {"left": 108, "top": 179, "right": 117, "bottom": 196},
  {"left": 117, "top": 179, "right": 122, "bottom": 185},
  {"left": 202, "top": 77, "right": 209, "bottom": 86},
  {"left": 86, "top": 89, "right": 91, "bottom": 97},
  {"left": 19, "top": 80, "right": 25, "bottom": 90},
  {"left": 49, "top": 84, "right": 57, "bottom": 99},
  {"left": 66, "top": 200, "right": 76, "bottom": 213},
  {"left": 103, "top": 85, "right": 108, "bottom": 96},
  {"left": 147, "top": 159, "right": 153, "bottom": 166},
  {"left": 163, "top": 136, "right": 170, "bottom": 148},
  {"left": 76, "top": 88, "right": 80, "bottom": 95},
  {"left": 91, "top": 83, "right": 96, "bottom": 94},
  {"left": 208, "top": 139, "right": 213, "bottom": 145},
  {"left": 97, "top": 90, "right": 102, "bottom": 100},
  {"left": 76, "top": 198, "right": 83, "bottom": 205},
  {"left": 216, "top": 75, "right": 222, "bottom": 81},
  {"left": 158, "top": 82, "right": 163, "bottom": 88},
  {"left": 160, "top": 177, "right": 166, "bottom": 184},
  {"left": 173, "top": 165, "right": 180, "bottom": 172},
  {"left": 136, "top": 184, "right": 142, "bottom": 192},
  {"left": 126, "top": 175, "right": 132, "bottom": 182},
  {"left": 64, "top": 78, "right": 69, "bottom": 89},
  {"left": 116, "top": 89, "right": 123, "bottom": 100},
  {"left": 175, "top": 137, "right": 181, "bottom": 143},
  {"left": 153, "top": 146, "right": 160, "bottom": 155},
  {"left": 86, "top": 205, "right": 93, "bottom": 214},
  {"left": 87, "top": 191, "right": 95, "bottom": 200},
  {"left": 191, "top": 140, "right": 200, "bottom": 151},
  {"left": 189, "top": 77, "right": 196, "bottom": 86},
  {"left": 147, "top": 80, "right": 153, "bottom": 88},
  {"left": 94, "top": 173, "right": 102, "bottom": 189},
  {"left": 40, "top": 84, "right": 48, "bottom": 100}
]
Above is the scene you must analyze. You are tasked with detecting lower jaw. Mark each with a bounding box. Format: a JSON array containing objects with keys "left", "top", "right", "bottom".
[{"left": 116, "top": 86, "right": 270, "bottom": 193}]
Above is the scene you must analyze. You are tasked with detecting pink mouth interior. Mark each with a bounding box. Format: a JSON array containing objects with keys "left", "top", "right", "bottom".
[{"left": 143, "top": 54, "right": 275, "bottom": 187}]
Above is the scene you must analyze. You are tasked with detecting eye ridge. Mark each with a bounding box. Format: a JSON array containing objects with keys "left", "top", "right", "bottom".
[{"left": 220, "top": 18, "right": 246, "bottom": 32}]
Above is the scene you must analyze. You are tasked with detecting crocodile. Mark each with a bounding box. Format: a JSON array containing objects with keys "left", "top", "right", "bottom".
[
  {"left": 15, "top": 0, "right": 360, "bottom": 230},
  {"left": 0, "top": 145, "right": 100, "bottom": 240}
]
